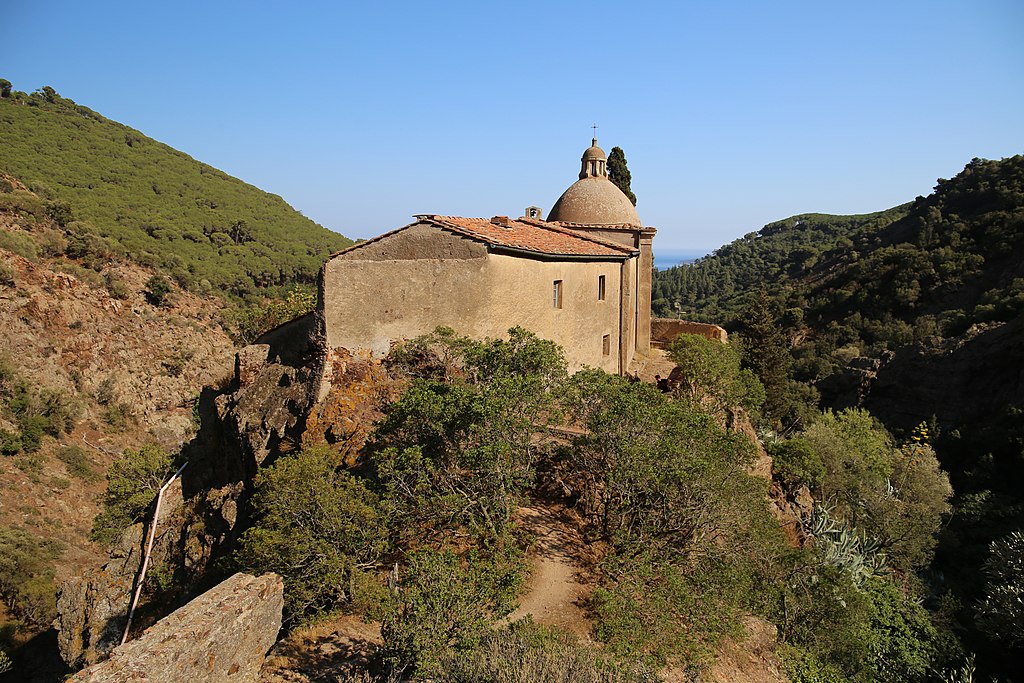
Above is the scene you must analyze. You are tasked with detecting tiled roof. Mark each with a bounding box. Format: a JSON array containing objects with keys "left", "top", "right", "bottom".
[
  {"left": 420, "top": 215, "right": 637, "bottom": 258},
  {"left": 331, "top": 216, "right": 639, "bottom": 260}
]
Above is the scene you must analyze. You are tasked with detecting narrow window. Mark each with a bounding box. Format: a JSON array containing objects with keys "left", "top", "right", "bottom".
[
  {"left": 602, "top": 334, "right": 611, "bottom": 356},
  {"left": 598, "top": 275, "right": 606, "bottom": 301},
  {"left": 553, "top": 280, "right": 562, "bottom": 309}
]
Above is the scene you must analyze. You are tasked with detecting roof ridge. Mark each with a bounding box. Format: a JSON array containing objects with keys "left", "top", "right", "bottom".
[
  {"left": 334, "top": 215, "right": 634, "bottom": 260},
  {"left": 520, "top": 218, "right": 637, "bottom": 253}
]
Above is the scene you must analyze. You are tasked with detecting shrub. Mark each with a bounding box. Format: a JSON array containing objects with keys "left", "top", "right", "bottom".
[
  {"left": 90, "top": 444, "right": 175, "bottom": 547},
  {"left": 234, "top": 447, "right": 388, "bottom": 624},
  {"left": 769, "top": 437, "right": 825, "bottom": 491},
  {"left": 143, "top": 274, "right": 172, "bottom": 306},
  {"left": 0, "top": 430, "right": 21, "bottom": 456},
  {"left": 976, "top": 531, "right": 1024, "bottom": 646},
  {"left": 44, "top": 200, "right": 73, "bottom": 226},
  {"left": 57, "top": 445, "right": 100, "bottom": 482},
  {"left": 0, "top": 525, "right": 63, "bottom": 628},
  {"left": 442, "top": 619, "right": 659, "bottom": 683},
  {"left": 103, "top": 271, "right": 130, "bottom": 299},
  {"left": 228, "top": 287, "right": 317, "bottom": 344},
  {"left": 381, "top": 547, "right": 524, "bottom": 678},
  {"left": 667, "top": 333, "right": 765, "bottom": 420},
  {"left": 0, "top": 230, "right": 38, "bottom": 260},
  {"left": 161, "top": 349, "right": 193, "bottom": 378},
  {"left": 0, "top": 260, "right": 14, "bottom": 287},
  {"left": 101, "top": 402, "right": 133, "bottom": 432}
]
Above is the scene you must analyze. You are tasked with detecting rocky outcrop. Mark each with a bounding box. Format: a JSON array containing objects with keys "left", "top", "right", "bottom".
[
  {"left": 69, "top": 573, "right": 283, "bottom": 683},
  {"left": 55, "top": 526, "right": 140, "bottom": 669},
  {"left": 54, "top": 316, "right": 323, "bottom": 670},
  {"left": 865, "top": 318, "right": 1024, "bottom": 431},
  {"left": 56, "top": 476, "right": 189, "bottom": 668}
]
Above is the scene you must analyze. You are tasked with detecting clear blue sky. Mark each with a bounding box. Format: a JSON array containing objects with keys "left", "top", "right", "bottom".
[{"left": 3, "top": 0, "right": 1022, "bottom": 250}]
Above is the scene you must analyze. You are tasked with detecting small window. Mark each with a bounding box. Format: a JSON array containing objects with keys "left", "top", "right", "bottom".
[
  {"left": 598, "top": 275, "right": 606, "bottom": 301},
  {"left": 553, "top": 280, "right": 562, "bottom": 309},
  {"left": 602, "top": 334, "right": 611, "bottom": 356}
]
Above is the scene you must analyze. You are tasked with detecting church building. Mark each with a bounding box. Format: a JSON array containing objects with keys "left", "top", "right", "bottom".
[{"left": 316, "top": 138, "right": 656, "bottom": 376}]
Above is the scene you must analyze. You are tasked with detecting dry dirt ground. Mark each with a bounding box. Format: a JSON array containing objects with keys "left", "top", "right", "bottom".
[{"left": 506, "top": 503, "right": 598, "bottom": 640}]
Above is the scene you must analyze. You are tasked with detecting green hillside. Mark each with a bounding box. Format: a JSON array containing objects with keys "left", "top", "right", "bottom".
[
  {"left": 0, "top": 83, "right": 351, "bottom": 298},
  {"left": 657, "top": 156, "right": 1024, "bottom": 676},
  {"left": 652, "top": 204, "right": 911, "bottom": 323}
]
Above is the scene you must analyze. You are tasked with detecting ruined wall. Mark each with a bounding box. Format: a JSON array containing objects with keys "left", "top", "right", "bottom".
[
  {"left": 650, "top": 318, "right": 728, "bottom": 347},
  {"left": 319, "top": 224, "right": 625, "bottom": 374}
]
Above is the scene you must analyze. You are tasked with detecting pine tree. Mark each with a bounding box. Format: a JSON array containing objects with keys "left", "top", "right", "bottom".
[
  {"left": 607, "top": 146, "right": 637, "bottom": 206},
  {"left": 738, "top": 287, "right": 791, "bottom": 422}
]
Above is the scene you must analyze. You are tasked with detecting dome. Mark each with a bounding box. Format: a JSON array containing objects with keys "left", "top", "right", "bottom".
[
  {"left": 548, "top": 176, "right": 642, "bottom": 226},
  {"left": 582, "top": 140, "right": 606, "bottom": 161}
]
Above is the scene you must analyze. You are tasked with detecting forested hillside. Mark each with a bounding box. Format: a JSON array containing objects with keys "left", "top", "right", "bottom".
[
  {"left": 652, "top": 205, "right": 911, "bottom": 322},
  {"left": 655, "top": 155, "right": 1024, "bottom": 678},
  {"left": 0, "top": 82, "right": 352, "bottom": 300}
]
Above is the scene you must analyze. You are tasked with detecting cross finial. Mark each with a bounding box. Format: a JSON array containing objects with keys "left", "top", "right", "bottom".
[{"left": 591, "top": 124, "right": 598, "bottom": 145}]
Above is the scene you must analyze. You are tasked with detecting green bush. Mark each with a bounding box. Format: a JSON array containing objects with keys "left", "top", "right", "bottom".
[
  {"left": 101, "top": 402, "right": 133, "bottom": 432},
  {"left": 228, "top": 287, "right": 317, "bottom": 344},
  {"left": 103, "top": 271, "right": 130, "bottom": 299},
  {"left": 57, "top": 445, "right": 100, "bottom": 482},
  {"left": 0, "top": 430, "right": 21, "bottom": 456},
  {"left": 234, "top": 447, "right": 388, "bottom": 624},
  {"left": 90, "top": 444, "right": 175, "bottom": 547},
  {"left": 372, "top": 327, "right": 565, "bottom": 543},
  {"left": 769, "top": 437, "right": 825, "bottom": 491},
  {"left": 667, "top": 333, "right": 765, "bottom": 420},
  {"left": 0, "top": 260, "right": 14, "bottom": 287},
  {"left": 143, "top": 274, "right": 172, "bottom": 306},
  {"left": 0, "top": 525, "right": 63, "bottom": 628},
  {"left": 441, "top": 619, "right": 658, "bottom": 683},
  {"left": 0, "top": 230, "right": 38, "bottom": 260},
  {"left": 976, "top": 531, "right": 1024, "bottom": 646},
  {"left": 381, "top": 547, "right": 524, "bottom": 678}
]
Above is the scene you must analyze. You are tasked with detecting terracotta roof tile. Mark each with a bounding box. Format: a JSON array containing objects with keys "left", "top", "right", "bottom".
[{"left": 420, "top": 215, "right": 637, "bottom": 258}]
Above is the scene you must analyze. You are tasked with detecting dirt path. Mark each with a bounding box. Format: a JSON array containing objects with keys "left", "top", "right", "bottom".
[{"left": 507, "top": 504, "right": 595, "bottom": 640}]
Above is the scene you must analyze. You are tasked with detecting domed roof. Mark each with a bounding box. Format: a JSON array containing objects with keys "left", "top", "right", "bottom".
[
  {"left": 582, "top": 139, "right": 606, "bottom": 161},
  {"left": 548, "top": 176, "right": 642, "bottom": 226}
]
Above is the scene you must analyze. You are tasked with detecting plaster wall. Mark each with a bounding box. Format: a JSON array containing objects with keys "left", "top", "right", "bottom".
[
  {"left": 320, "top": 228, "right": 625, "bottom": 373},
  {"left": 482, "top": 253, "right": 621, "bottom": 373}
]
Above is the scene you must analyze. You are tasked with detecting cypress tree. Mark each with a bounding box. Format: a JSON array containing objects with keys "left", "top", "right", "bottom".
[
  {"left": 607, "top": 146, "right": 637, "bottom": 206},
  {"left": 738, "top": 287, "right": 791, "bottom": 422}
]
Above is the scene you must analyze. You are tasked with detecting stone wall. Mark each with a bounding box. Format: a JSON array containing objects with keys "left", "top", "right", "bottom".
[{"left": 651, "top": 318, "right": 728, "bottom": 347}]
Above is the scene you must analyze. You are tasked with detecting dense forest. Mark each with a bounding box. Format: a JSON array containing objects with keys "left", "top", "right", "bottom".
[
  {"left": 0, "top": 83, "right": 351, "bottom": 301},
  {"left": 654, "top": 155, "right": 1024, "bottom": 679}
]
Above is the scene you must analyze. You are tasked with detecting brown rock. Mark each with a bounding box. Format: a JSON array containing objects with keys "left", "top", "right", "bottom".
[
  {"left": 69, "top": 573, "right": 283, "bottom": 683},
  {"left": 236, "top": 345, "right": 271, "bottom": 388}
]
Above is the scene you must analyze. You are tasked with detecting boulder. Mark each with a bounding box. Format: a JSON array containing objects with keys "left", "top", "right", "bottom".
[{"left": 69, "top": 572, "right": 283, "bottom": 683}]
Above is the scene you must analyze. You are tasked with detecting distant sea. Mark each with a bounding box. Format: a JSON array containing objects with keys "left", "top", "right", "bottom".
[{"left": 653, "top": 249, "right": 707, "bottom": 270}]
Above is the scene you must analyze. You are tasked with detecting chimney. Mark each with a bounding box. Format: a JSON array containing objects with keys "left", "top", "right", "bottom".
[{"left": 490, "top": 215, "right": 512, "bottom": 227}]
